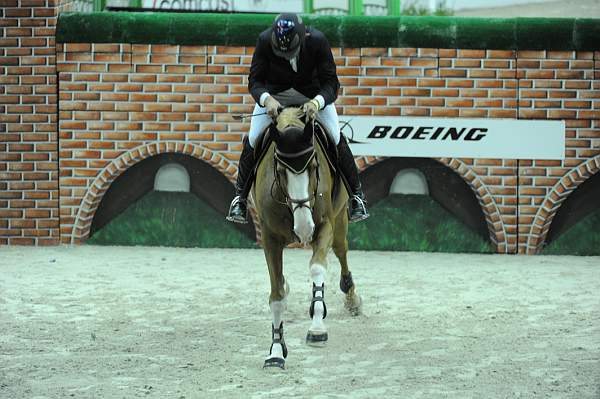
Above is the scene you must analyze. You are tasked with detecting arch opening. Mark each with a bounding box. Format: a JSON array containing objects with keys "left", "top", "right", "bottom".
[
  {"left": 350, "top": 157, "right": 493, "bottom": 253},
  {"left": 88, "top": 153, "right": 256, "bottom": 247},
  {"left": 154, "top": 163, "right": 191, "bottom": 192},
  {"left": 389, "top": 168, "right": 429, "bottom": 195},
  {"left": 543, "top": 170, "right": 600, "bottom": 255}
]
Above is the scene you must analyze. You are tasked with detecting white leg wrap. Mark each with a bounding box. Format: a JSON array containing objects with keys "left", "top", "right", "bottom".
[
  {"left": 270, "top": 300, "right": 285, "bottom": 329},
  {"left": 268, "top": 300, "right": 285, "bottom": 359},
  {"left": 309, "top": 264, "right": 327, "bottom": 333},
  {"left": 269, "top": 341, "right": 284, "bottom": 360},
  {"left": 310, "top": 264, "right": 326, "bottom": 286}
]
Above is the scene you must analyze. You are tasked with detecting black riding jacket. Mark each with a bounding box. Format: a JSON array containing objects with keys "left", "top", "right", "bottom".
[{"left": 248, "top": 26, "right": 340, "bottom": 106}]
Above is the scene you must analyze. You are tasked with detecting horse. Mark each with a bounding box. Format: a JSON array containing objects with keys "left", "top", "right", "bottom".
[{"left": 251, "top": 107, "right": 363, "bottom": 369}]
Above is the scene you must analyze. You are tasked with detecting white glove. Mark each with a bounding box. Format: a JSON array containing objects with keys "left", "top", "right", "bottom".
[
  {"left": 264, "top": 96, "right": 282, "bottom": 118},
  {"left": 302, "top": 99, "right": 320, "bottom": 121}
]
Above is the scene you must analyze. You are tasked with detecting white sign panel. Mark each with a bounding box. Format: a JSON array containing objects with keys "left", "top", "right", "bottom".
[
  {"left": 342, "top": 117, "right": 565, "bottom": 159},
  {"left": 143, "top": 0, "right": 303, "bottom": 12}
]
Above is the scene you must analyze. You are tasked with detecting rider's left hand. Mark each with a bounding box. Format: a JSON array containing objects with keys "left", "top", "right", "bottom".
[{"left": 302, "top": 99, "right": 320, "bottom": 121}]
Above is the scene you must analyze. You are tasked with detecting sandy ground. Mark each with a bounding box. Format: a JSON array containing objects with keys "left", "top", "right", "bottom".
[
  {"left": 455, "top": 0, "right": 600, "bottom": 18},
  {"left": 1, "top": 246, "right": 599, "bottom": 399}
]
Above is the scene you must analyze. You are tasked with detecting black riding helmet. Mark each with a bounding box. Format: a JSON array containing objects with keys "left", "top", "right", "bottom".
[{"left": 270, "top": 13, "right": 306, "bottom": 60}]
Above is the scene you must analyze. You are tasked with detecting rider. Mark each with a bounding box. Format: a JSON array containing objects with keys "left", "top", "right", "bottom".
[{"left": 226, "top": 12, "right": 369, "bottom": 224}]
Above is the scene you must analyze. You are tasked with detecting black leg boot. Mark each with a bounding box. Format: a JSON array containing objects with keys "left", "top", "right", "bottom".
[
  {"left": 226, "top": 136, "right": 256, "bottom": 223},
  {"left": 337, "top": 134, "right": 369, "bottom": 222}
]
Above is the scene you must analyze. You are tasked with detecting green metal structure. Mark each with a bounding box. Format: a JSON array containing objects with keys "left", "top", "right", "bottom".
[
  {"left": 386, "top": 0, "right": 401, "bottom": 16},
  {"left": 348, "top": 0, "right": 364, "bottom": 15},
  {"left": 90, "top": 0, "right": 401, "bottom": 16},
  {"left": 93, "top": 0, "right": 105, "bottom": 11},
  {"left": 307, "top": 1, "right": 401, "bottom": 16},
  {"left": 303, "top": 0, "right": 314, "bottom": 14}
]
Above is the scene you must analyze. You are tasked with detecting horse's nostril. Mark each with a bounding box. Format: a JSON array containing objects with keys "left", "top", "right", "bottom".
[{"left": 293, "top": 220, "right": 314, "bottom": 244}]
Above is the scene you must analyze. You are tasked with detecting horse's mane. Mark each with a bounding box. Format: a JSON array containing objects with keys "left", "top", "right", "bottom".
[{"left": 276, "top": 107, "right": 305, "bottom": 132}]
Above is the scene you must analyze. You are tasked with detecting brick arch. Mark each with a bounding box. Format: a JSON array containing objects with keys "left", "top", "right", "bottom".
[
  {"left": 71, "top": 141, "right": 238, "bottom": 243},
  {"left": 525, "top": 155, "right": 600, "bottom": 254},
  {"left": 357, "top": 156, "right": 506, "bottom": 252}
]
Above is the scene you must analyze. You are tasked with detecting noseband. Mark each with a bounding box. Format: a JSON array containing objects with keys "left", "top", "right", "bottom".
[{"left": 272, "top": 154, "right": 320, "bottom": 213}]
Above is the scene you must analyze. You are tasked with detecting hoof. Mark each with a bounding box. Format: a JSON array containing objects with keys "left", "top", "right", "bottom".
[
  {"left": 344, "top": 292, "right": 363, "bottom": 316},
  {"left": 263, "top": 357, "right": 285, "bottom": 369},
  {"left": 306, "top": 331, "right": 328, "bottom": 346}
]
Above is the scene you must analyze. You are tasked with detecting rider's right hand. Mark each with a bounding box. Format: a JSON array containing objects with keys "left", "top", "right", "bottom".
[{"left": 264, "top": 96, "right": 282, "bottom": 118}]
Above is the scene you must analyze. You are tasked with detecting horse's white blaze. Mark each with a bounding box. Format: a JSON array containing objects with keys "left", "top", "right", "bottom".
[
  {"left": 309, "top": 264, "right": 327, "bottom": 333},
  {"left": 267, "top": 300, "right": 286, "bottom": 360},
  {"left": 286, "top": 169, "right": 315, "bottom": 244}
]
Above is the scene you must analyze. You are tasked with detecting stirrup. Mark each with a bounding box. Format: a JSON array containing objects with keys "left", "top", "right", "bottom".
[
  {"left": 226, "top": 195, "right": 248, "bottom": 224},
  {"left": 349, "top": 195, "right": 369, "bottom": 223}
]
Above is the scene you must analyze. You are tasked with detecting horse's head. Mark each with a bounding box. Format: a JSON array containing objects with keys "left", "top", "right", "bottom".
[{"left": 271, "top": 107, "right": 318, "bottom": 244}]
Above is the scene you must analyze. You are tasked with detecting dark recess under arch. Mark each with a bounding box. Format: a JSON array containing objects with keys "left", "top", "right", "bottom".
[
  {"left": 360, "top": 157, "right": 490, "bottom": 241},
  {"left": 89, "top": 153, "right": 256, "bottom": 241},
  {"left": 545, "top": 171, "right": 600, "bottom": 244}
]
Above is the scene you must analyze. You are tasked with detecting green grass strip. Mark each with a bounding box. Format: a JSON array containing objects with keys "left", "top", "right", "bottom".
[
  {"left": 542, "top": 208, "right": 600, "bottom": 256},
  {"left": 89, "top": 190, "right": 599, "bottom": 255},
  {"left": 87, "top": 191, "right": 257, "bottom": 248},
  {"left": 348, "top": 194, "right": 494, "bottom": 253}
]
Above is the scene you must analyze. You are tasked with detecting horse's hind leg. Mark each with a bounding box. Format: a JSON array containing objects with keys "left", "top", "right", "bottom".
[
  {"left": 262, "top": 233, "right": 289, "bottom": 369},
  {"left": 332, "top": 212, "right": 362, "bottom": 316}
]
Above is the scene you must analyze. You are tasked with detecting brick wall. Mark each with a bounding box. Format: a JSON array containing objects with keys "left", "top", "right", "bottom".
[
  {"left": 516, "top": 51, "right": 599, "bottom": 252},
  {"left": 53, "top": 43, "right": 599, "bottom": 253},
  {"left": 2, "top": 8, "right": 598, "bottom": 253},
  {"left": 56, "top": 43, "right": 244, "bottom": 243},
  {"left": 0, "top": 0, "right": 61, "bottom": 245}
]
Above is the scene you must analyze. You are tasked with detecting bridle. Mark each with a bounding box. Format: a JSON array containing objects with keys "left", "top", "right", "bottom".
[
  {"left": 271, "top": 121, "right": 321, "bottom": 214},
  {"left": 272, "top": 153, "right": 320, "bottom": 213}
]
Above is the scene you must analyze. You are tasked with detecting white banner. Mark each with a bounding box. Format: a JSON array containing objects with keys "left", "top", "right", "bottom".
[
  {"left": 143, "top": 0, "right": 303, "bottom": 12},
  {"left": 342, "top": 117, "right": 565, "bottom": 159}
]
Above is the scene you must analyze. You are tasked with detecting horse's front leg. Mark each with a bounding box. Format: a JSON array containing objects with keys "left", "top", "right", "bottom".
[
  {"left": 262, "top": 232, "right": 289, "bottom": 369},
  {"left": 307, "top": 222, "right": 333, "bottom": 345}
]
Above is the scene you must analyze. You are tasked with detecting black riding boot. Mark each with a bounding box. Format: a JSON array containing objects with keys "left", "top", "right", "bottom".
[
  {"left": 226, "top": 136, "right": 256, "bottom": 223},
  {"left": 337, "top": 135, "right": 369, "bottom": 222}
]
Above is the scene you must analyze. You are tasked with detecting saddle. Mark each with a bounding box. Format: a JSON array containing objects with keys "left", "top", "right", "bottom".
[
  {"left": 254, "top": 117, "right": 339, "bottom": 176},
  {"left": 251, "top": 117, "right": 342, "bottom": 202}
]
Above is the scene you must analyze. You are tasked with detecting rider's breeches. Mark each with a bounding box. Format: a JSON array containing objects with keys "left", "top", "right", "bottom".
[{"left": 247, "top": 102, "right": 341, "bottom": 148}]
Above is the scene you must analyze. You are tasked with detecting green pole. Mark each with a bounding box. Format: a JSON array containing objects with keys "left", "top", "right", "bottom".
[
  {"left": 348, "top": 0, "right": 363, "bottom": 15},
  {"left": 130, "top": 0, "right": 143, "bottom": 7},
  {"left": 303, "top": 0, "right": 314, "bottom": 14},
  {"left": 93, "top": 0, "right": 106, "bottom": 11},
  {"left": 387, "top": 0, "right": 401, "bottom": 16}
]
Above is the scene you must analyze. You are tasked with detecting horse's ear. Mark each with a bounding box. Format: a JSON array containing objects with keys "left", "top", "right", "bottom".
[
  {"left": 269, "top": 125, "right": 281, "bottom": 142},
  {"left": 303, "top": 122, "right": 313, "bottom": 140}
]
